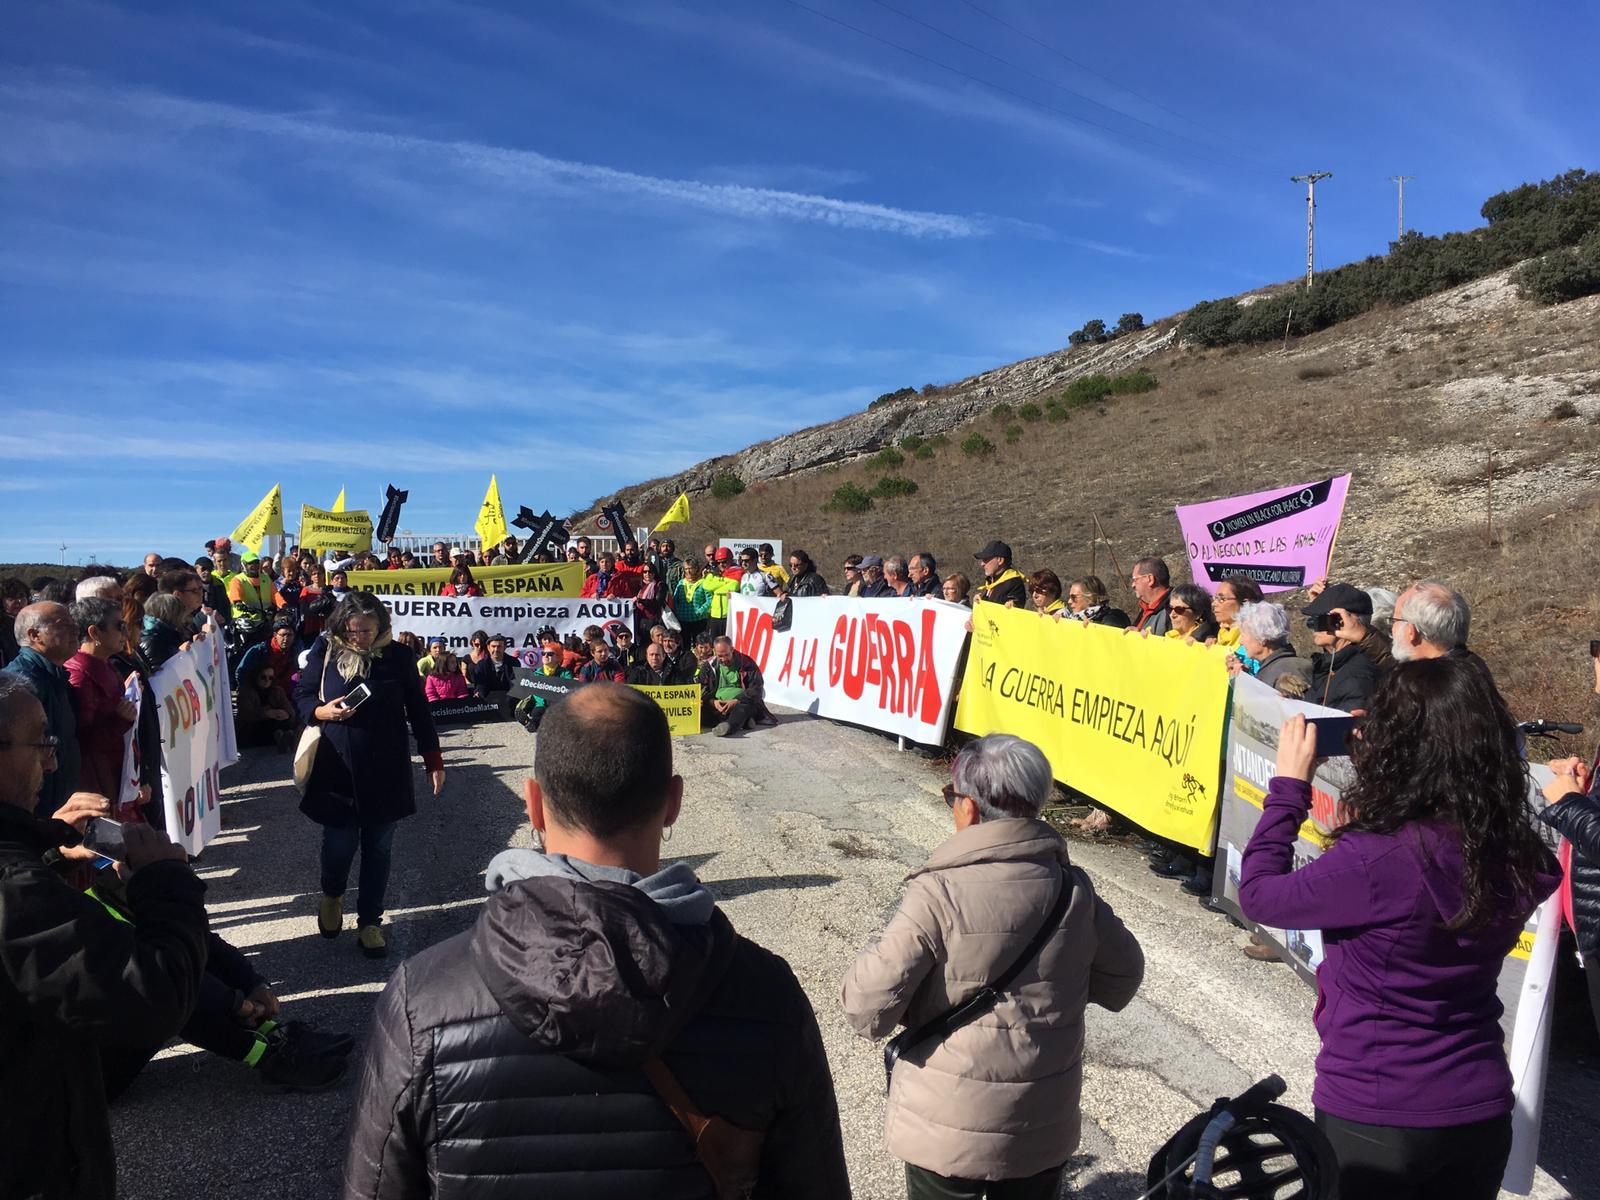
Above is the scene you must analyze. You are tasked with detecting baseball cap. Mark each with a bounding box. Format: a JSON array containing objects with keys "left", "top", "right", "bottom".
[
  {"left": 859, "top": 554, "right": 884, "bottom": 570},
  {"left": 450, "top": 546, "right": 467, "bottom": 558},
  {"left": 214, "top": 537, "right": 232, "bottom": 551},
  {"left": 714, "top": 547, "right": 734, "bottom": 562},
  {"left": 974, "top": 540, "right": 1012, "bottom": 562},
  {"left": 1303, "top": 582, "right": 1373, "bottom": 618},
  {"left": 240, "top": 549, "right": 260, "bottom": 564}
]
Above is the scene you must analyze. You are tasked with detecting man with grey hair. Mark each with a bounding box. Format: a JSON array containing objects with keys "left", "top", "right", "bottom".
[
  {"left": 1, "top": 602, "right": 81, "bottom": 814},
  {"left": 884, "top": 555, "right": 912, "bottom": 597},
  {"left": 843, "top": 734, "right": 1144, "bottom": 1199},
  {"left": 1390, "top": 581, "right": 1474, "bottom": 663},
  {"left": 907, "top": 552, "right": 941, "bottom": 598},
  {"left": 858, "top": 554, "right": 893, "bottom": 599},
  {"left": 75, "top": 575, "right": 122, "bottom": 603}
]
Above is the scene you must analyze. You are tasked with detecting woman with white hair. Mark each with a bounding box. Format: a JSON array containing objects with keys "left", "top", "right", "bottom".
[
  {"left": 1228, "top": 602, "right": 1313, "bottom": 697},
  {"left": 842, "top": 734, "right": 1145, "bottom": 1199}
]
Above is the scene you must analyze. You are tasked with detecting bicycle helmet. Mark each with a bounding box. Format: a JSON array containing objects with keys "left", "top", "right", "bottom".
[{"left": 1146, "top": 1077, "right": 1337, "bottom": 1200}]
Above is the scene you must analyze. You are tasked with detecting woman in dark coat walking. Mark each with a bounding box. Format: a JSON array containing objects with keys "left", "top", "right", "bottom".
[{"left": 294, "top": 592, "right": 443, "bottom": 959}]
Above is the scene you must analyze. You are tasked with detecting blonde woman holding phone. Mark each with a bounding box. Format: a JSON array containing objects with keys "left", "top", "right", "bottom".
[{"left": 294, "top": 592, "right": 443, "bottom": 958}]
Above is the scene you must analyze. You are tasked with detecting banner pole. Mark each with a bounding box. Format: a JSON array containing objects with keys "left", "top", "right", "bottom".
[{"left": 1092, "top": 514, "right": 1129, "bottom": 600}]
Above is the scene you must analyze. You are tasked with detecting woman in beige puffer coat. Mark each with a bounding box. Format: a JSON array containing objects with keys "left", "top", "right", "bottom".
[{"left": 842, "top": 734, "right": 1145, "bottom": 1198}]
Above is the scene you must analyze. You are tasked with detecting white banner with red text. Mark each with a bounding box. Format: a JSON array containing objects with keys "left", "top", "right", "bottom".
[
  {"left": 728, "top": 594, "right": 970, "bottom": 743},
  {"left": 152, "top": 622, "right": 238, "bottom": 855}
]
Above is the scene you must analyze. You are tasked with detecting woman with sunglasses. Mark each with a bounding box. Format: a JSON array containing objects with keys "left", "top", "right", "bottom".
[
  {"left": 1163, "top": 584, "right": 1219, "bottom": 644},
  {"left": 514, "top": 645, "right": 574, "bottom": 731},
  {"left": 1027, "top": 569, "right": 1068, "bottom": 617},
  {"left": 1208, "top": 573, "right": 1263, "bottom": 649}
]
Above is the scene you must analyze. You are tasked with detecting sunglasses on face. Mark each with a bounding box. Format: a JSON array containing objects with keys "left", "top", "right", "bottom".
[
  {"left": 1170, "top": 605, "right": 1192, "bottom": 616},
  {"left": 941, "top": 782, "right": 966, "bottom": 809}
]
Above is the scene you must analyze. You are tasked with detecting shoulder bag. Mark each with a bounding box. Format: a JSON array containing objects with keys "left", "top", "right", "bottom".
[
  {"left": 292, "top": 652, "right": 328, "bottom": 796},
  {"left": 882, "top": 866, "right": 1074, "bottom": 1090}
]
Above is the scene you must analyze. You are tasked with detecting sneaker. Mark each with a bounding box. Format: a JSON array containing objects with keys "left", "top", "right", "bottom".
[
  {"left": 1180, "top": 871, "right": 1213, "bottom": 896},
  {"left": 357, "top": 924, "right": 388, "bottom": 959},
  {"left": 256, "top": 1038, "right": 350, "bottom": 1093},
  {"left": 711, "top": 721, "right": 732, "bottom": 738},
  {"left": 318, "top": 895, "right": 343, "bottom": 939},
  {"left": 280, "top": 1020, "right": 355, "bottom": 1058}
]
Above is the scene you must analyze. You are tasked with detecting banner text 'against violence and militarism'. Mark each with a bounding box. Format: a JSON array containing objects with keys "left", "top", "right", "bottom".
[
  {"left": 1174, "top": 473, "right": 1351, "bottom": 593},
  {"left": 151, "top": 621, "right": 238, "bottom": 855},
  {"left": 728, "top": 594, "right": 970, "bottom": 743},
  {"left": 955, "top": 604, "right": 1231, "bottom": 851},
  {"left": 347, "top": 562, "right": 584, "bottom": 597},
  {"left": 377, "top": 594, "right": 633, "bottom": 654}
]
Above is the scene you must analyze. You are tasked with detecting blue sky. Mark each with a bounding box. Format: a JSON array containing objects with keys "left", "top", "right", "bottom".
[{"left": 2, "top": 0, "right": 1594, "bottom": 564}]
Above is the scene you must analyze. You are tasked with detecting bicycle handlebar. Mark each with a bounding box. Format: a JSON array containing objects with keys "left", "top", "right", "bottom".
[{"left": 1517, "top": 720, "right": 1584, "bottom": 736}]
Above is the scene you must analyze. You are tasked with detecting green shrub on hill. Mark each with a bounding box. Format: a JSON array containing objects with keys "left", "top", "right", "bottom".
[
  {"left": 865, "top": 447, "right": 905, "bottom": 471},
  {"left": 899, "top": 434, "right": 925, "bottom": 451},
  {"left": 870, "top": 475, "right": 919, "bottom": 499},
  {"left": 1017, "top": 403, "right": 1043, "bottom": 422},
  {"left": 709, "top": 474, "right": 745, "bottom": 500},
  {"left": 1004, "top": 424, "right": 1023, "bottom": 442},
  {"left": 990, "top": 403, "right": 1012, "bottom": 421},
  {"left": 1517, "top": 229, "right": 1600, "bottom": 304},
  {"left": 961, "top": 432, "right": 995, "bottom": 456},
  {"left": 870, "top": 386, "right": 918, "bottom": 409},
  {"left": 824, "top": 482, "right": 873, "bottom": 513}
]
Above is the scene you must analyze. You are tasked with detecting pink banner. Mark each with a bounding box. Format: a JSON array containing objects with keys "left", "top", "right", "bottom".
[{"left": 1174, "top": 474, "right": 1350, "bottom": 594}]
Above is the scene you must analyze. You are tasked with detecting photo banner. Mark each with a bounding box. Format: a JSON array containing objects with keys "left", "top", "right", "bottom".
[
  {"left": 152, "top": 623, "right": 238, "bottom": 855},
  {"left": 728, "top": 594, "right": 969, "bottom": 743},
  {"left": 954, "top": 607, "right": 1230, "bottom": 851},
  {"left": 632, "top": 684, "right": 701, "bottom": 736},
  {"left": 299, "top": 503, "right": 374, "bottom": 553},
  {"left": 348, "top": 562, "right": 583, "bottom": 597},
  {"left": 1211, "top": 674, "right": 1554, "bottom": 1194},
  {"left": 1174, "top": 473, "right": 1351, "bottom": 593},
  {"left": 378, "top": 595, "right": 633, "bottom": 656}
]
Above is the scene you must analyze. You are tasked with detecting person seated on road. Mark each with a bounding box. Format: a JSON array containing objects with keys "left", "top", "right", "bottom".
[
  {"left": 236, "top": 660, "right": 296, "bottom": 751},
  {"left": 856, "top": 554, "right": 893, "bottom": 599},
  {"left": 941, "top": 573, "right": 971, "bottom": 606},
  {"left": 238, "top": 618, "right": 299, "bottom": 691},
  {"left": 842, "top": 733, "right": 1145, "bottom": 1200},
  {"left": 1227, "top": 603, "right": 1313, "bottom": 698},
  {"left": 1162, "top": 584, "right": 1219, "bottom": 644},
  {"left": 736, "top": 548, "right": 776, "bottom": 597},
  {"left": 1027, "top": 569, "right": 1067, "bottom": 617},
  {"left": 414, "top": 635, "right": 446, "bottom": 677},
  {"left": 627, "top": 641, "right": 695, "bottom": 688},
  {"left": 605, "top": 622, "right": 644, "bottom": 669},
  {"left": 1128, "top": 556, "right": 1173, "bottom": 635},
  {"left": 1063, "top": 575, "right": 1129, "bottom": 627},
  {"left": 697, "top": 635, "right": 772, "bottom": 737},
  {"left": 780, "top": 549, "right": 828, "bottom": 598},
  {"left": 656, "top": 627, "right": 693, "bottom": 678},
  {"left": 1305, "top": 583, "right": 1387, "bottom": 713},
  {"left": 1208, "top": 574, "right": 1263, "bottom": 648},
  {"left": 467, "top": 634, "right": 516, "bottom": 696},
  {"left": 425, "top": 651, "right": 472, "bottom": 703},
  {"left": 441, "top": 565, "right": 484, "bottom": 597},
  {"left": 578, "top": 638, "right": 627, "bottom": 684},
  {"left": 514, "top": 645, "right": 577, "bottom": 732},
  {"left": 343, "top": 684, "right": 849, "bottom": 1196},
  {"left": 0, "top": 676, "right": 208, "bottom": 1199}
]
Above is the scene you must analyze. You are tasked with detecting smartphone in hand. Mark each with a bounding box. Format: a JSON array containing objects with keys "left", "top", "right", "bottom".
[
  {"left": 1310, "top": 716, "right": 1358, "bottom": 759},
  {"left": 82, "top": 817, "right": 128, "bottom": 860},
  {"left": 342, "top": 682, "right": 373, "bottom": 711}
]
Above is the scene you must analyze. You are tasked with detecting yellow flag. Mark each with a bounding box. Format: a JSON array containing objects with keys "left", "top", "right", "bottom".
[
  {"left": 331, "top": 487, "right": 346, "bottom": 513},
  {"left": 230, "top": 485, "right": 284, "bottom": 553},
  {"left": 654, "top": 491, "right": 690, "bottom": 530},
  {"left": 475, "top": 474, "right": 508, "bottom": 551}
]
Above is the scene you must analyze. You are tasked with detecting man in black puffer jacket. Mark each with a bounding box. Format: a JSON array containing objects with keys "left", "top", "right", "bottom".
[
  {"left": 343, "top": 683, "right": 849, "bottom": 1199},
  {"left": 1541, "top": 754, "right": 1600, "bottom": 1040}
]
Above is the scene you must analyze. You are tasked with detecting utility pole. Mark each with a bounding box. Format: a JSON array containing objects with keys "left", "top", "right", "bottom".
[
  {"left": 1290, "top": 172, "right": 1333, "bottom": 289},
  {"left": 1389, "top": 174, "right": 1413, "bottom": 240}
]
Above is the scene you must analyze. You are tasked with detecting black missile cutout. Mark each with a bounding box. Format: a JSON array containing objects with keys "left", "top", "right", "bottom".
[
  {"left": 514, "top": 507, "right": 572, "bottom": 562},
  {"left": 601, "top": 501, "right": 635, "bottom": 551},
  {"left": 376, "top": 485, "right": 409, "bottom": 543}
]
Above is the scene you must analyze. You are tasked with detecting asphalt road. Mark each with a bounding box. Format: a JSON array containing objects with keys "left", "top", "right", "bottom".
[{"left": 111, "top": 713, "right": 1595, "bottom": 1199}]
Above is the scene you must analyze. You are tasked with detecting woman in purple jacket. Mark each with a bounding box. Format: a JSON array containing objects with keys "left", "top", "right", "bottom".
[{"left": 1240, "top": 657, "right": 1559, "bottom": 1200}]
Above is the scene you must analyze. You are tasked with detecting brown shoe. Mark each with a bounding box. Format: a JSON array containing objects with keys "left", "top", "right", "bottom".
[
  {"left": 1243, "top": 941, "right": 1281, "bottom": 962},
  {"left": 1248, "top": 932, "right": 1268, "bottom": 947}
]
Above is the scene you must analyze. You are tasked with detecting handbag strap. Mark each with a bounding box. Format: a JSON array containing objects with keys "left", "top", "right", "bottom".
[{"left": 890, "top": 866, "right": 1074, "bottom": 1062}]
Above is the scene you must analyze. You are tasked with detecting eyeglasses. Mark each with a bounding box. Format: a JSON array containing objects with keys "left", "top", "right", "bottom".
[
  {"left": 541, "top": 651, "right": 559, "bottom": 658},
  {"left": 941, "top": 782, "right": 966, "bottom": 809},
  {"left": 0, "top": 735, "right": 59, "bottom": 755},
  {"left": 1170, "top": 605, "right": 1192, "bottom": 616}
]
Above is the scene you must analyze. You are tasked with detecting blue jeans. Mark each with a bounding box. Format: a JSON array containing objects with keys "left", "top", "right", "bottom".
[{"left": 320, "top": 821, "right": 397, "bottom": 927}]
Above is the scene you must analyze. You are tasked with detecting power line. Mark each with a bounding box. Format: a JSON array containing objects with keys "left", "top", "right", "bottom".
[
  {"left": 953, "top": 0, "right": 1256, "bottom": 156},
  {"left": 779, "top": 0, "right": 1273, "bottom": 175},
  {"left": 1389, "top": 174, "right": 1414, "bottom": 239},
  {"left": 860, "top": 0, "right": 1262, "bottom": 168},
  {"left": 1291, "top": 172, "right": 1333, "bottom": 289}
]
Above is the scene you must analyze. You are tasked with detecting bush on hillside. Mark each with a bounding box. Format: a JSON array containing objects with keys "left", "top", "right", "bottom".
[
  {"left": 990, "top": 403, "right": 1012, "bottom": 421},
  {"left": 928, "top": 433, "right": 950, "bottom": 448},
  {"left": 912, "top": 443, "right": 935, "bottom": 460},
  {"left": 1068, "top": 318, "right": 1109, "bottom": 346},
  {"left": 899, "top": 434, "right": 925, "bottom": 451},
  {"left": 870, "top": 474, "right": 919, "bottom": 499},
  {"left": 1177, "top": 168, "right": 1600, "bottom": 347},
  {"left": 871, "top": 386, "right": 918, "bottom": 408},
  {"left": 1004, "top": 424, "right": 1023, "bottom": 442},
  {"left": 1116, "top": 312, "right": 1145, "bottom": 335},
  {"left": 1516, "top": 229, "right": 1600, "bottom": 304},
  {"left": 709, "top": 474, "right": 745, "bottom": 500},
  {"left": 921, "top": 382, "right": 940, "bottom": 396},
  {"left": 823, "top": 482, "right": 874, "bottom": 514},
  {"left": 1018, "top": 402, "right": 1043, "bottom": 422},
  {"left": 961, "top": 432, "right": 995, "bottom": 456},
  {"left": 865, "top": 447, "right": 905, "bottom": 471},
  {"left": 1045, "top": 401, "right": 1070, "bottom": 422}
]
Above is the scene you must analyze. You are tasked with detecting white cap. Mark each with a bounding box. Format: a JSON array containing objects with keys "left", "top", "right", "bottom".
[{"left": 450, "top": 546, "right": 467, "bottom": 558}]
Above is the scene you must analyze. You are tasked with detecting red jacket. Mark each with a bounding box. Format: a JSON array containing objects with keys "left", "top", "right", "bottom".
[{"left": 65, "top": 651, "right": 133, "bottom": 796}]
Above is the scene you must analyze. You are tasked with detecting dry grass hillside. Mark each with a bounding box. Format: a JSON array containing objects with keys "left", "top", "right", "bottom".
[{"left": 596, "top": 267, "right": 1600, "bottom": 738}]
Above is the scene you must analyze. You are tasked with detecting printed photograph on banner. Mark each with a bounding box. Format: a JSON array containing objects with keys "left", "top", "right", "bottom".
[
  {"left": 349, "top": 562, "right": 583, "bottom": 597},
  {"left": 1174, "top": 473, "right": 1352, "bottom": 594},
  {"left": 954, "top": 604, "right": 1231, "bottom": 852},
  {"left": 727, "top": 594, "right": 969, "bottom": 743}
]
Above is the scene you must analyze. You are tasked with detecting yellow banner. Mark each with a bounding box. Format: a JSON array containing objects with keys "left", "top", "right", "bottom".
[
  {"left": 299, "top": 504, "right": 373, "bottom": 553},
  {"left": 230, "top": 484, "right": 284, "bottom": 553},
  {"left": 632, "top": 684, "right": 701, "bottom": 736},
  {"left": 346, "top": 562, "right": 584, "bottom": 597},
  {"left": 955, "top": 606, "right": 1231, "bottom": 852}
]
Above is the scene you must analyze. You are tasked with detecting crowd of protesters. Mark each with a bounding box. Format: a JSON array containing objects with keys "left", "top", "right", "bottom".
[{"left": 3, "top": 522, "right": 1599, "bottom": 1200}]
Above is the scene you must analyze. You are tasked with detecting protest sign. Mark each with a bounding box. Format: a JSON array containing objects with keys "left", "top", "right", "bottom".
[
  {"left": 151, "top": 625, "right": 238, "bottom": 855},
  {"left": 379, "top": 594, "right": 633, "bottom": 656},
  {"left": 632, "top": 684, "right": 701, "bottom": 735},
  {"left": 1211, "top": 674, "right": 1556, "bottom": 1194},
  {"left": 115, "top": 672, "right": 144, "bottom": 822},
  {"left": 955, "top": 607, "right": 1231, "bottom": 851},
  {"left": 1175, "top": 474, "right": 1350, "bottom": 593},
  {"left": 299, "top": 503, "right": 374, "bottom": 553},
  {"left": 426, "top": 696, "right": 504, "bottom": 725},
  {"left": 720, "top": 537, "right": 782, "bottom": 564},
  {"left": 510, "top": 667, "right": 586, "bottom": 704},
  {"left": 348, "top": 562, "right": 583, "bottom": 597},
  {"left": 728, "top": 594, "right": 969, "bottom": 743}
]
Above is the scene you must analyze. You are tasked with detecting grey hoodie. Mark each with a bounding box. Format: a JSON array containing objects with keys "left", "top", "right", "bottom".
[{"left": 486, "top": 848, "right": 715, "bottom": 926}]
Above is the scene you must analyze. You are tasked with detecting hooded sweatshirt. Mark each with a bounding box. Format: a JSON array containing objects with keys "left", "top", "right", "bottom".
[{"left": 1240, "top": 777, "right": 1560, "bottom": 1128}]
